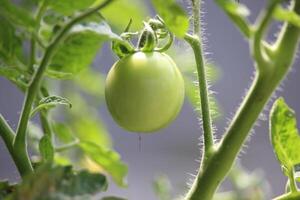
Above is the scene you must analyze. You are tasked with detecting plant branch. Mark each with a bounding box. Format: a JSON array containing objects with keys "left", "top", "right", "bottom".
[
  {"left": 214, "top": 0, "right": 253, "bottom": 38},
  {"left": 184, "top": 34, "right": 214, "bottom": 155},
  {"left": 184, "top": 0, "right": 215, "bottom": 198},
  {"left": 184, "top": 0, "right": 300, "bottom": 199},
  {"left": 186, "top": 0, "right": 214, "bottom": 155},
  {"left": 13, "top": 0, "right": 115, "bottom": 177},
  {"left": 252, "top": 0, "right": 279, "bottom": 67},
  {"left": 0, "top": 115, "right": 15, "bottom": 155}
]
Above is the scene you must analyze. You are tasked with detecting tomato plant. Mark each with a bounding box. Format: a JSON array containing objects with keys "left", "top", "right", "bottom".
[{"left": 1, "top": 0, "right": 300, "bottom": 199}]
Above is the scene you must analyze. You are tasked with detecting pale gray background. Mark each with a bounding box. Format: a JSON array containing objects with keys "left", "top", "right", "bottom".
[{"left": 1, "top": 0, "right": 300, "bottom": 199}]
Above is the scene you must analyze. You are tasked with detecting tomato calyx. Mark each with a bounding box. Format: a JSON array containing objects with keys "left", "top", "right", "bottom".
[{"left": 112, "top": 15, "right": 174, "bottom": 58}]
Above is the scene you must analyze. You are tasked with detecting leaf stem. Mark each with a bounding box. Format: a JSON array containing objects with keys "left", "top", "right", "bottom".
[
  {"left": 186, "top": 0, "right": 214, "bottom": 155},
  {"left": 288, "top": 169, "right": 298, "bottom": 193},
  {"left": 214, "top": 0, "right": 253, "bottom": 38},
  {"left": 184, "top": 34, "right": 214, "bottom": 155},
  {"left": 184, "top": 0, "right": 215, "bottom": 198},
  {"left": 13, "top": 0, "right": 115, "bottom": 177},
  {"left": 252, "top": 0, "right": 278, "bottom": 67},
  {"left": 55, "top": 139, "right": 80, "bottom": 152}
]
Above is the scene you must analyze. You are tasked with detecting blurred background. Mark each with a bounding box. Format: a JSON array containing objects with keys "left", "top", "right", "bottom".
[{"left": 1, "top": 0, "right": 300, "bottom": 199}]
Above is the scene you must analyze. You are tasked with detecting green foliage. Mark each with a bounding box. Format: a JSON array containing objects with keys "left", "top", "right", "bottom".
[
  {"left": 0, "top": 0, "right": 36, "bottom": 31},
  {"left": 1, "top": 0, "right": 300, "bottom": 199},
  {"left": 0, "top": 65, "right": 29, "bottom": 91},
  {"left": 39, "top": 135, "right": 54, "bottom": 163},
  {"left": 65, "top": 93, "right": 111, "bottom": 148},
  {"left": 270, "top": 98, "right": 300, "bottom": 179},
  {"left": 100, "top": 0, "right": 148, "bottom": 31},
  {"left": 216, "top": 0, "right": 250, "bottom": 17},
  {"left": 274, "top": 6, "right": 300, "bottom": 28},
  {"left": 30, "top": 95, "right": 72, "bottom": 117},
  {"left": 73, "top": 68, "right": 105, "bottom": 98},
  {"left": 270, "top": 99, "right": 300, "bottom": 172},
  {"left": 79, "top": 141, "right": 128, "bottom": 187},
  {"left": 151, "top": 0, "right": 189, "bottom": 37},
  {"left": 52, "top": 122, "right": 76, "bottom": 144},
  {"left": 0, "top": 17, "right": 23, "bottom": 64},
  {"left": 46, "top": 0, "right": 96, "bottom": 16},
  {"left": 6, "top": 165, "right": 107, "bottom": 200},
  {"left": 215, "top": 0, "right": 252, "bottom": 37},
  {"left": 48, "top": 21, "right": 121, "bottom": 78}
]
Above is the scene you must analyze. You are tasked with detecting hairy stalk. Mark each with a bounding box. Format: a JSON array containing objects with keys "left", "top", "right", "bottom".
[
  {"left": 185, "top": 0, "right": 300, "bottom": 199},
  {"left": 184, "top": 0, "right": 214, "bottom": 198},
  {"left": 252, "top": 0, "right": 278, "bottom": 66},
  {"left": 13, "top": 0, "right": 115, "bottom": 177},
  {"left": 189, "top": 0, "right": 214, "bottom": 155},
  {"left": 184, "top": 34, "right": 214, "bottom": 156}
]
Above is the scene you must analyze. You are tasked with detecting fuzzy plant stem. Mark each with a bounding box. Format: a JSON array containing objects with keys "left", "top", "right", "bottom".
[
  {"left": 184, "top": 0, "right": 300, "bottom": 199},
  {"left": 185, "top": 0, "right": 214, "bottom": 157},
  {"left": 13, "top": 0, "right": 115, "bottom": 177},
  {"left": 184, "top": 0, "right": 215, "bottom": 198}
]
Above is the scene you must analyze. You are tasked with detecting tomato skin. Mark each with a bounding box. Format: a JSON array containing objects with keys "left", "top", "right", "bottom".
[{"left": 105, "top": 52, "right": 185, "bottom": 133}]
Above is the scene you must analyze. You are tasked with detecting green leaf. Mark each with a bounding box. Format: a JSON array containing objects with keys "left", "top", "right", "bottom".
[
  {"left": 270, "top": 98, "right": 300, "bottom": 176},
  {"left": 0, "top": 65, "right": 29, "bottom": 91},
  {"left": 39, "top": 135, "right": 54, "bottom": 163},
  {"left": 151, "top": 0, "right": 189, "bottom": 37},
  {"left": 30, "top": 95, "right": 72, "bottom": 117},
  {"left": 274, "top": 6, "right": 300, "bottom": 28},
  {"left": 47, "top": 21, "right": 121, "bottom": 78},
  {"left": 216, "top": 0, "right": 250, "bottom": 17},
  {"left": 47, "top": 0, "right": 96, "bottom": 16},
  {"left": 79, "top": 141, "right": 128, "bottom": 187},
  {"left": 67, "top": 93, "right": 112, "bottom": 148},
  {"left": 215, "top": 0, "right": 252, "bottom": 37},
  {"left": 8, "top": 165, "right": 107, "bottom": 199},
  {"left": 0, "top": 0, "right": 36, "bottom": 31},
  {"left": 100, "top": 0, "right": 148, "bottom": 31},
  {"left": 52, "top": 123, "right": 76, "bottom": 144},
  {"left": 74, "top": 68, "right": 105, "bottom": 98},
  {"left": 0, "top": 17, "right": 24, "bottom": 63}
]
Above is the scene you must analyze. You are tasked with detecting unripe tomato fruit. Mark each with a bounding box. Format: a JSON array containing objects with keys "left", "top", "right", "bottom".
[{"left": 105, "top": 52, "right": 184, "bottom": 132}]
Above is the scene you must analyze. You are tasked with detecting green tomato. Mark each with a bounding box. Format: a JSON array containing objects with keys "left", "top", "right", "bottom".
[{"left": 105, "top": 51, "right": 185, "bottom": 133}]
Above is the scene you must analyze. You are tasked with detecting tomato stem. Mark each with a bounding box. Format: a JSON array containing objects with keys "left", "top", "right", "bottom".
[
  {"left": 13, "top": 0, "right": 116, "bottom": 177},
  {"left": 184, "top": 0, "right": 300, "bottom": 199},
  {"left": 184, "top": 0, "right": 215, "bottom": 198},
  {"left": 0, "top": 115, "right": 15, "bottom": 158}
]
